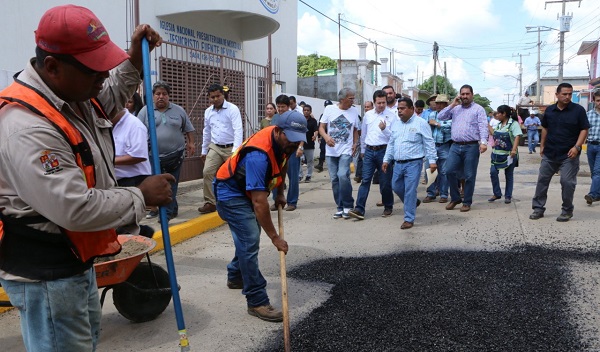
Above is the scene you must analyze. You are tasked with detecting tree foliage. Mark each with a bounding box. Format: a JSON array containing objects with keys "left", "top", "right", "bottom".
[
  {"left": 418, "top": 75, "right": 457, "bottom": 97},
  {"left": 297, "top": 54, "right": 337, "bottom": 78},
  {"left": 473, "top": 94, "right": 492, "bottom": 112},
  {"left": 419, "top": 75, "right": 492, "bottom": 112}
]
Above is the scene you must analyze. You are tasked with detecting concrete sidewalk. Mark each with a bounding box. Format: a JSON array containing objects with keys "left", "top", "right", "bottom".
[{"left": 2, "top": 146, "right": 600, "bottom": 351}]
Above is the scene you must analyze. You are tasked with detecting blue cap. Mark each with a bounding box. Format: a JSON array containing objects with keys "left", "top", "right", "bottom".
[{"left": 276, "top": 111, "right": 307, "bottom": 143}]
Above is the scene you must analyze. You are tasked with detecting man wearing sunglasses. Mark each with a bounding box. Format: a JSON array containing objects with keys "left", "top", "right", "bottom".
[{"left": 0, "top": 5, "right": 172, "bottom": 351}]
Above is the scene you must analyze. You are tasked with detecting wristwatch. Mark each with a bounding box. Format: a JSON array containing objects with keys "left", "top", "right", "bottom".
[{"left": 575, "top": 146, "right": 582, "bottom": 152}]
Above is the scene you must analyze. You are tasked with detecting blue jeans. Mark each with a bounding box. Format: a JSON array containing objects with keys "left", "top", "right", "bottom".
[
  {"left": 426, "top": 142, "right": 450, "bottom": 199},
  {"left": 446, "top": 143, "right": 481, "bottom": 206},
  {"left": 587, "top": 144, "right": 600, "bottom": 198},
  {"left": 355, "top": 148, "right": 393, "bottom": 212},
  {"left": 527, "top": 129, "right": 539, "bottom": 152},
  {"left": 391, "top": 159, "right": 421, "bottom": 223},
  {"left": 327, "top": 155, "right": 354, "bottom": 210},
  {"left": 273, "top": 153, "right": 300, "bottom": 206},
  {"left": 216, "top": 196, "right": 270, "bottom": 307},
  {"left": 532, "top": 155, "right": 579, "bottom": 214},
  {"left": 0, "top": 269, "right": 101, "bottom": 351},
  {"left": 490, "top": 161, "right": 515, "bottom": 199},
  {"left": 354, "top": 154, "right": 363, "bottom": 179}
]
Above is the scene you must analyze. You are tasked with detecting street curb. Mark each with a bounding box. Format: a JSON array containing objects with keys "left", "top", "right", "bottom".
[
  {"left": 150, "top": 212, "right": 225, "bottom": 253},
  {"left": 0, "top": 212, "right": 225, "bottom": 314}
]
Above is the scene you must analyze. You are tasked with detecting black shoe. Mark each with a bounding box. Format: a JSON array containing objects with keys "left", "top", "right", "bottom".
[
  {"left": 227, "top": 280, "right": 244, "bottom": 289},
  {"left": 416, "top": 199, "right": 421, "bottom": 207},
  {"left": 556, "top": 213, "right": 573, "bottom": 222},
  {"left": 304, "top": 176, "right": 311, "bottom": 183},
  {"left": 315, "top": 164, "right": 323, "bottom": 172},
  {"left": 529, "top": 212, "right": 544, "bottom": 220}
]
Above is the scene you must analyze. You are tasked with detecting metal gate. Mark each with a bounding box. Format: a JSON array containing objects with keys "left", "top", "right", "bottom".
[{"left": 150, "top": 42, "right": 270, "bottom": 181}]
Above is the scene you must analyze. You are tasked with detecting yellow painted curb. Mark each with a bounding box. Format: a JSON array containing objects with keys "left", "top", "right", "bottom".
[
  {"left": 0, "top": 291, "right": 10, "bottom": 314},
  {"left": 0, "top": 213, "right": 226, "bottom": 315},
  {"left": 150, "top": 212, "right": 225, "bottom": 253}
]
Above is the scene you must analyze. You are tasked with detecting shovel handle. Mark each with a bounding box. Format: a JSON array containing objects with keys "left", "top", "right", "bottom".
[{"left": 277, "top": 205, "right": 291, "bottom": 351}]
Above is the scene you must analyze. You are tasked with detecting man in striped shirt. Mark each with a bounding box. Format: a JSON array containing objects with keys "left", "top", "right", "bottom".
[
  {"left": 437, "top": 84, "right": 488, "bottom": 212},
  {"left": 585, "top": 90, "right": 600, "bottom": 205}
]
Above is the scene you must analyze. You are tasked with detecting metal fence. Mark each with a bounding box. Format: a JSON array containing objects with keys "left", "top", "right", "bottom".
[{"left": 150, "top": 42, "right": 270, "bottom": 181}]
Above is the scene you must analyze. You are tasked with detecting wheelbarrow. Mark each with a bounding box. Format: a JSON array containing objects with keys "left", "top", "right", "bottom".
[
  {"left": 0, "top": 235, "right": 174, "bottom": 323},
  {"left": 95, "top": 234, "right": 175, "bottom": 323}
]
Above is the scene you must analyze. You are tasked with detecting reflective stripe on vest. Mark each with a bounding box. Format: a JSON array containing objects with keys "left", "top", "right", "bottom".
[
  {"left": 216, "top": 126, "right": 286, "bottom": 196},
  {"left": 0, "top": 80, "right": 120, "bottom": 263}
]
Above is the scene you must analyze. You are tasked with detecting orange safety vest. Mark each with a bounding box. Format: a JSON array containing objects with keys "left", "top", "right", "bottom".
[
  {"left": 0, "top": 79, "right": 120, "bottom": 263},
  {"left": 216, "top": 126, "right": 287, "bottom": 196}
]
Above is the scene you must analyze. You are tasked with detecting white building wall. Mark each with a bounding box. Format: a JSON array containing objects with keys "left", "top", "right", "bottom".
[{"left": 0, "top": 0, "right": 298, "bottom": 94}]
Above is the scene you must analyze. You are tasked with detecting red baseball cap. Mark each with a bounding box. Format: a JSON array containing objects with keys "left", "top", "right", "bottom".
[{"left": 35, "top": 5, "right": 129, "bottom": 72}]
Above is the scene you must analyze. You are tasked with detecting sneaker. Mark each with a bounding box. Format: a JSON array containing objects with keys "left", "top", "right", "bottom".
[
  {"left": 315, "top": 164, "right": 323, "bottom": 172},
  {"left": 556, "top": 213, "right": 573, "bottom": 222},
  {"left": 247, "top": 305, "right": 283, "bottom": 322},
  {"left": 304, "top": 176, "right": 311, "bottom": 183},
  {"left": 333, "top": 211, "right": 343, "bottom": 219},
  {"left": 585, "top": 194, "right": 593, "bottom": 205},
  {"left": 382, "top": 209, "right": 392, "bottom": 217},
  {"left": 145, "top": 210, "right": 158, "bottom": 219},
  {"left": 227, "top": 280, "right": 244, "bottom": 289},
  {"left": 299, "top": 177, "right": 303, "bottom": 182},
  {"left": 529, "top": 212, "right": 544, "bottom": 220},
  {"left": 348, "top": 208, "right": 365, "bottom": 220},
  {"left": 416, "top": 199, "right": 421, "bottom": 208},
  {"left": 342, "top": 212, "right": 351, "bottom": 219},
  {"left": 505, "top": 197, "right": 512, "bottom": 204}
]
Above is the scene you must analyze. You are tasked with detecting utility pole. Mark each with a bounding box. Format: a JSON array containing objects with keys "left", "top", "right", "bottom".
[
  {"left": 505, "top": 93, "right": 515, "bottom": 105},
  {"left": 337, "top": 13, "right": 342, "bottom": 92},
  {"left": 432, "top": 42, "right": 439, "bottom": 94},
  {"left": 545, "top": 0, "right": 580, "bottom": 83},
  {"left": 443, "top": 62, "right": 448, "bottom": 95},
  {"left": 526, "top": 26, "right": 554, "bottom": 104},
  {"left": 512, "top": 53, "right": 530, "bottom": 95}
]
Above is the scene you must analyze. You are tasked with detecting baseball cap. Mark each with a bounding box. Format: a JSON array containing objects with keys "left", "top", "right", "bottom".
[
  {"left": 324, "top": 100, "right": 333, "bottom": 107},
  {"left": 276, "top": 111, "right": 308, "bottom": 143},
  {"left": 35, "top": 5, "right": 129, "bottom": 72}
]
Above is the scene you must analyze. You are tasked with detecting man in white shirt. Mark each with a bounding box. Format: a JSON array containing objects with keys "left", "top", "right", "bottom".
[
  {"left": 290, "top": 96, "right": 303, "bottom": 113},
  {"left": 382, "top": 85, "right": 398, "bottom": 114},
  {"left": 348, "top": 90, "right": 396, "bottom": 220},
  {"left": 198, "top": 83, "right": 243, "bottom": 214},
  {"left": 111, "top": 108, "right": 151, "bottom": 187},
  {"left": 319, "top": 87, "right": 360, "bottom": 219}
]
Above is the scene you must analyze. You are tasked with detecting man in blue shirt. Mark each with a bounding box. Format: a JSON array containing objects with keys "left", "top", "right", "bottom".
[
  {"left": 530, "top": 83, "right": 589, "bottom": 222},
  {"left": 423, "top": 94, "right": 452, "bottom": 203},
  {"left": 383, "top": 97, "right": 437, "bottom": 229},
  {"left": 585, "top": 90, "right": 600, "bottom": 205},
  {"left": 524, "top": 114, "right": 541, "bottom": 154},
  {"left": 215, "top": 111, "right": 307, "bottom": 322}
]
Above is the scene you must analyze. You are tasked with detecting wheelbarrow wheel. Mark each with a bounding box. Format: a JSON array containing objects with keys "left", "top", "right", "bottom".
[{"left": 112, "top": 262, "right": 172, "bottom": 323}]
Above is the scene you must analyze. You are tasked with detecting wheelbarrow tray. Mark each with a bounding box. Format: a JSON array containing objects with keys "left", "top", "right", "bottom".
[{"left": 95, "top": 235, "right": 156, "bottom": 288}]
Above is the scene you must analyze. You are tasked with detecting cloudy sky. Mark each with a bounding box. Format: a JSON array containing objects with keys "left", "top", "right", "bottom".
[{"left": 297, "top": 0, "right": 600, "bottom": 109}]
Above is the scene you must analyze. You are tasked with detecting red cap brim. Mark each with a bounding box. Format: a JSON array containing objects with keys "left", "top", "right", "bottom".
[{"left": 73, "top": 40, "right": 130, "bottom": 72}]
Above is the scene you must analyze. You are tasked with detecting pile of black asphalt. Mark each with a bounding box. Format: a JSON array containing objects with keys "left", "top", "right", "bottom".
[{"left": 262, "top": 246, "right": 599, "bottom": 352}]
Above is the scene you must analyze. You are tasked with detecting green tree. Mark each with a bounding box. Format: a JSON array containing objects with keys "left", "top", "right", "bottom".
[
  {"left": 297, "top": 53, "right": 337, "bottom": 77},
  {"left": 418, "top": 75, "right": 457, "bottom": 97},
  {"left": 473, "top": 94, "right": 492, "bottom": 113}
]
